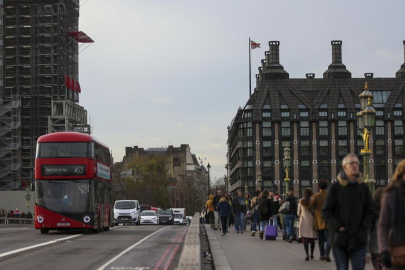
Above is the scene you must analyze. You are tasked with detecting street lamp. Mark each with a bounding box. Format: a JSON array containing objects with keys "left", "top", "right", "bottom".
[
  {"left": 207, "top": 163, "right": 211, "bottom": 197},
  {"left": 282, "top": 147, "right": 292, "bottom": 194},
  {"left": 256, "top": 172, "right": 263, "bottom": 191},
  {"left": 25, "top": 186, "right": 31, "bottom": 213},
  {"left": 358, "top": 82, "right": 376, "bottom": 194}
]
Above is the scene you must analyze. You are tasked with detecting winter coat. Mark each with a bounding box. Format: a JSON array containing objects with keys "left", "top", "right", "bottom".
[
  {"left": 285, "top": 195, "right": 298, "bottom": 216},
  {"left": 298, "top": 200, "right": 317, "bottom": 239},
  {"left": 323, "top": 171, "right": 374, "bottom": 251},
  {"left": 367, "top": 218, "right": 379, "bottom": 254},
  {"left": 269, "top": 196, "right": 280, "bottom": 215},
  {"left": 205, "top": 195, "right": 214, "bottom": 212},
  {"left": 244, "top": 198, "right": 251, "bottom": 211},
  {"left": 258, "top": 197, "right": 273, "bottom": 221},
  {"left": 251, "top": 196, "right": 259, "bottom": 211},
  {"left": 212, "top": 195, "right": 221, "bottom": 210},
  {"left": 308, "top": 189, "right": 328, "bottom": 230},
  {"left": 217, "top": 201, "right": 232, "bottom": 218},
  {"left": 378, "top": 180, "right": 405, "bottom": 253},
  {"left": 232, "top": 197, "right": 246, "bottom": 215}
]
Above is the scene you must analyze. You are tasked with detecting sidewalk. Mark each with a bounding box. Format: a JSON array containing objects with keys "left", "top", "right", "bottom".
[{"left": 205, "top": 224, "right": 373, "bottom": 270}]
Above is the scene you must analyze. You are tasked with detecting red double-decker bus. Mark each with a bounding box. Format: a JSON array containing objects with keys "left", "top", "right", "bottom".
[{"left": 34, "top": 132, "right": 113, "bottom": 234}]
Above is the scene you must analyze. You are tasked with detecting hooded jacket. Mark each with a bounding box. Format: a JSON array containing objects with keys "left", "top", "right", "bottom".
[
  {"left": 323, "top": 171, "right": 374, "bottom": 251},
  {"left": 285, "top": 195, "right": 298, "bottom": 216},
  {"left": 206, "top": 195, "right": 214, "bottom": 212}
]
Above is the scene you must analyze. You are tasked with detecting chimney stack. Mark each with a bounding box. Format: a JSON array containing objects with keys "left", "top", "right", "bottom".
[
  {"left": 263, "top": 41, "right": 289, "bottom": 79},
  {"left": 323, "top": 40, "right": 351, "bottom": 79},
  {"left": 396, "top": 40, "right": 405, "bottom": 78},
  {"left": 306, "top": 73, "right": 315, "bottom": 79},
  {"left": 331, "top": 40, "right": 343, "bottom": 63},
  {"left": 261, "top": 59, "right": 266, "bottom": 72},
  {"left": 269, "top": 41, "right": 280, "bottom": 64},
  {"left": 364, "top": 73, "right": 374, "bottom": 79},
  {"left": 255, "top": 74, "right": 260, "bottom": 91}
]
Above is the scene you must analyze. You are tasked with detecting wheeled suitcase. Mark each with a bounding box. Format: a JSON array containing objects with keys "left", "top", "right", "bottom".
[{"left": 265, "top": 224, "right": 277, "bottom": 240}]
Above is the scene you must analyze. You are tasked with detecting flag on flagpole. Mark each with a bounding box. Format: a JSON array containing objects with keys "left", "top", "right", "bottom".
[{"left": 250, "top": 40, "right": 261, "bottom": 50}]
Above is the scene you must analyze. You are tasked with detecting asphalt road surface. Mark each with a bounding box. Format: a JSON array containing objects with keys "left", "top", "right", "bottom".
[{"left": 0, "top": 224, "right": 188, "bottom": 270}]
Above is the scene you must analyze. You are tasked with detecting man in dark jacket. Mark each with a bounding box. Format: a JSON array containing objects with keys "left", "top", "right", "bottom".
[
  {"left": 212, "top": 189, "right": 222, "bottom": 230},
  {"left": 269, "top": 191, "right": 280, "bottom": 231},
  {"left": 232, "top": 191, "right": 246, "bottom": 233},
  {"left": 323, "top": 153, "right": 374, "bottom": 270},
  {"left": 284, "top": 190, "right": 298, "bottom": 243}
]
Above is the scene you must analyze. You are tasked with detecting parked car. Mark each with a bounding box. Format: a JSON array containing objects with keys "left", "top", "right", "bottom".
[
  {"left": 158, "top": 209, "right": 174, "bottom": 225},
  {"left": 140, "top": 210, "right": 159, "bottom": 225},
  {"left": 113, "top": 200, "right": 141, "bottom": 226}
]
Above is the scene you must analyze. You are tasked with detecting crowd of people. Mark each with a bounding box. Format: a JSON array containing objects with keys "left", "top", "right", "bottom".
[
  {"left": 201, "top": 153, "right": 405, "bottom": 270},
  {"left": 0, "top": 208, "right": 33, "bottom": 223}
]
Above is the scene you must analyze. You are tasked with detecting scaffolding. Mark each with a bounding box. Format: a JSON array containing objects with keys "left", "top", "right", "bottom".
[
  {"left": 0, "top": 0, "right": 90, "bottom": 190},
  {"left": 48, "top": 100, "right": 90, "bottom": 134}
]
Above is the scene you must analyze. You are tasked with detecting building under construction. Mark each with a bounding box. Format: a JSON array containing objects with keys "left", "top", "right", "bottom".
[{"left": 0, "top": 0, "right": 93, "bottom": 190}]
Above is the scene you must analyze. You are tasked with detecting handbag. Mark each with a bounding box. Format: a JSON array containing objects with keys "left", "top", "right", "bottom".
[
  {"left": 246, "top": 210, "right": 254, "bottom": 219},
  {"left": 278, "top": 201, "right": 290, "bottom": 214},
  {"left": 308, "top": 209, "right": 318, "bottom": 231}
]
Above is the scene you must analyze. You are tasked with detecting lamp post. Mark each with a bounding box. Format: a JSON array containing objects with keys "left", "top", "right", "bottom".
[
  {"left": 25, "top": 186, "right": 31, "bottom": 213},
  {"left": 357, "top": 82, "right": 376, "bottom": 195},
  {"left": 207, "top": 163, "right": 211, "bottom": 197},
  {"left": 282, "top": 147, "right": 292, "bottom": 195},
  {"left": 256, "top": 172, "right": 263, "bottom": 191}
]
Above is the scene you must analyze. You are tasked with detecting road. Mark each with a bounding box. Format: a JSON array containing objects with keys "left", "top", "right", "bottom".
[{"left": 0, "top": 224, "right": 188, "bottom": 270}]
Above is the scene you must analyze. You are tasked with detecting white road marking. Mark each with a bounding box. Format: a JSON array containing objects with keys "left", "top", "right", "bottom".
[
  {"left": 0, "top": 234, "right": 82, "bottom": 258},
  {"left": 0, "top": 227, "right": 29, "bottom": 231},
  {"left": 96, "top": 227, "right": 169, "bottom": 270}
]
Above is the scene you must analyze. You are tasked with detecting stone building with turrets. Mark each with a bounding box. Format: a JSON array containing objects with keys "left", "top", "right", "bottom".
[{"left": 226, "top": 40, "right": 405, "bottom": 197}]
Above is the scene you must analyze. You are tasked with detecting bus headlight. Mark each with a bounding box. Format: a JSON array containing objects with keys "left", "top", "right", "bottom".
[
  {"left": 84, "top": 216, "right": 91, "bottom": 223},
  {"left": 37, "top": 215, "right": 44, "bottom": 224}
]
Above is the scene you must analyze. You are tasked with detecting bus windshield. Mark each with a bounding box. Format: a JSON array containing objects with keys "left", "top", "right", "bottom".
[
  {"left": 115, "top": 201, "right": 136, "bottom": 209},
  {"left": 37, "top": 142, "right": 91, "bottom": 158},
  {"left": 35, "top": 180, "right": 92, "bottom": 213}
]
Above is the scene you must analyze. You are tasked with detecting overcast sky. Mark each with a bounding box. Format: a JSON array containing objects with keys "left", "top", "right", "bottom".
[{"left": 78, "top": 0, "right": 405, "bottom": 180}]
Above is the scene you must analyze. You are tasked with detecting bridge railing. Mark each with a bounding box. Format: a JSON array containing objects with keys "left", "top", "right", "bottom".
[
  {"left": 177, "top": 212, "right": 201, "bottom": 270},
  {"left": 0, "top": 217, "right": 34, "bottom": 225}
]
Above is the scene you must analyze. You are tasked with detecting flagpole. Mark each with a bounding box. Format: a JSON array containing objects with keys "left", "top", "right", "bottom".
[{"left": 249, "top": 37, "right": 252, "bottom": 98}]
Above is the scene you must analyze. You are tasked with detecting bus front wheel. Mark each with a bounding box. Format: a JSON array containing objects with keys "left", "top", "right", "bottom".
[{"left": 40, "top": 229, "right": 49, "bottom": 234}]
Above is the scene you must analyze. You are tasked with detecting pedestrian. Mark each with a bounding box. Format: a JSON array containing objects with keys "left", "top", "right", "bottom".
[
  {"left": 232, "top": 191, "right": 246, "bottom": 233},
  {"left": 217, "top": 196, "right": 232, "bottom": 236},
  {"left": 284, "top": 190, "right": 298, "bottom": 243},
  {"left": 212, "top": 190, "right": 222, "bottom": 230},
  {"left": 200, "top": 209, "right": 206, "bottom": 225},
  {"left": 14, "top": 208, "right": 20, "bottom": 219},
  {"left": 205, "top": 195, "right": 215, "bottom": 228},
  {"left": 269, "top": 190, "right": 280, "bottom": 233},
  {"left": 224, "top": 192, "right": 232, "bottom": 233},
  {"left": 308, "top": 179, "right": 332, "bottom": 262},
  {"left": 250, "top": 190, "right": 262, "bottom": 237},
  {"left": 0, "top": 210, "right": 5, "bottom": 218},
  {"left": 244, "top": 192, "right": 251, "bottom": 231},
  {"left": 298, "top": 188, "right": 317, "bottom": 261},
  {"left": 366, "top": 187, "right": 384, "bottom": 270},
  {"left": 379, "top": 159, "right": 405, "bottom": 270},
  {"left": 258, "top": 190, "right": 273, "bottom": 239},
  {"left": 323, "top": 153, "right": 374, "bottom": 270},
  {"left": 7, "top": 210, "right": 14, "bottom": 218}
]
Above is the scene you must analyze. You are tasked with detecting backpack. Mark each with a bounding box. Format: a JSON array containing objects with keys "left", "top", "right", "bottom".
[
  {"left": 278, "top": 201, "right": 290, "bottom": 214},
  {"left": 258, "top": 198, "right": 268, "bottom": 215}
]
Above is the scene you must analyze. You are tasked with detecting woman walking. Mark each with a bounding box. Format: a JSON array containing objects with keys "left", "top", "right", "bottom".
[
  {"left": 217, "top": 196, "right": 232, "bottom": 236},
  {"left": 258, "top": 190, "right": 273, "bottom": 239},
  {"left": 251, "top": 190, "right": 262, "bottom": 237},
  {"left": 379, "top": 160, "right": 405, "bottom": 270},
  {"left": 285, "top": 190, "right": 298, "bottom": 243},
  {"left": 308, "top": 180, "right": 331, "bottom": 262},
  {"left": 366, "top": 188, "right": 384, "bottom": 270},
  {"left": 244, "top": 192, "right": 251, "bottom": 231},
  {"left": 298, "top": 188, "right": 317, "bottom": 261}
]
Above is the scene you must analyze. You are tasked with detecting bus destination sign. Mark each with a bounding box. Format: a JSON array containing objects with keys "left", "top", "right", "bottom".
[{"left": 42, "top": 165, "right": 86, "bottom": 176}]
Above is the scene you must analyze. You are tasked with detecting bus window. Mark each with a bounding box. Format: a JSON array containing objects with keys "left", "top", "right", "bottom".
[{"left": 37, "top": 142, "right": 89, "bottom": 158}]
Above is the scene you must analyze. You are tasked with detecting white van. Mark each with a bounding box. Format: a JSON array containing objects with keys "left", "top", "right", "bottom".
[
  {"left": 171, "top": 208, "right": 186, "bottom": 225},
  {"left": 114, "top": 200, "right": 141, "bottom": 226}
]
